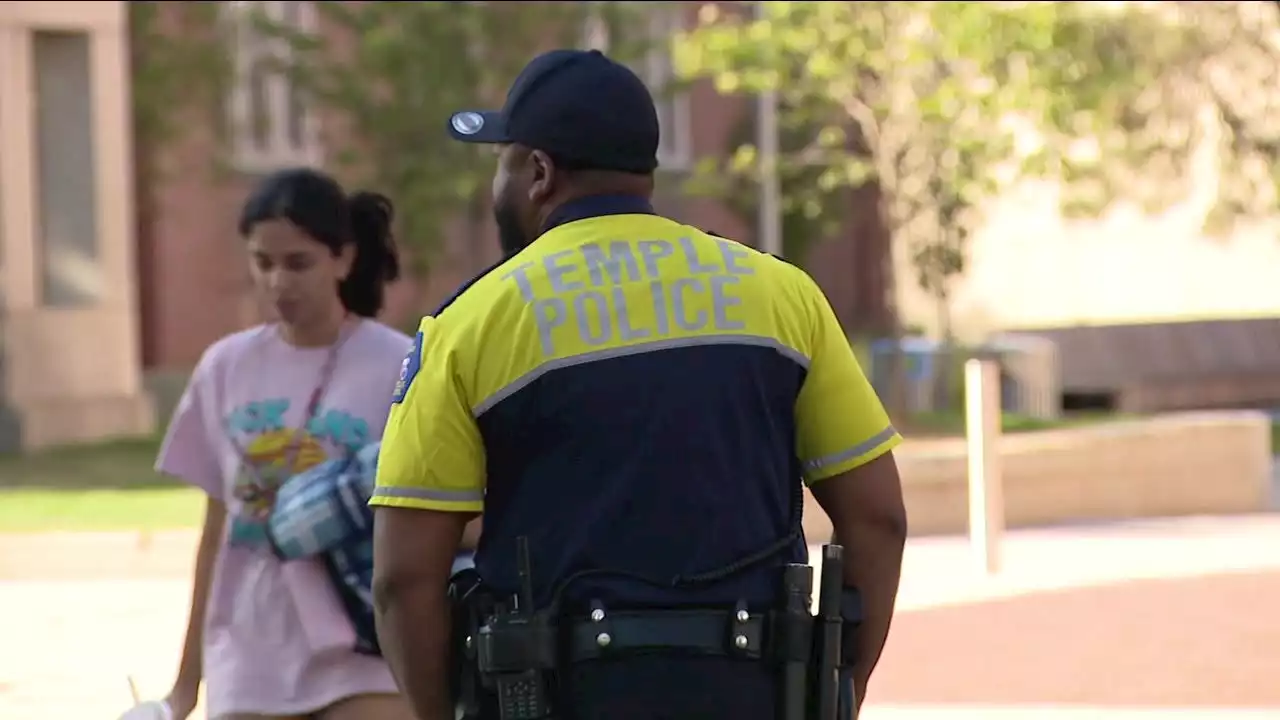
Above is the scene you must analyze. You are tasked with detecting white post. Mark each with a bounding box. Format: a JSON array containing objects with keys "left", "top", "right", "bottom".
[
  {"left": 965, "top": 359, "right": 1004, "bottom": 574},
  {"left": 755, "top": 1, "right": 783, "bottom": 257}
]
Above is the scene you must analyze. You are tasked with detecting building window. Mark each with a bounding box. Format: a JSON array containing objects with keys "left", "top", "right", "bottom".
[
  {"left": 225, "top": 1, "right": 321, "bottom": 172},
  {"left": 582, "top": 3, "right": 693, "bottom": 172},
  {"left": 34, "top": 30, "right": 102, "bottom": 307}
]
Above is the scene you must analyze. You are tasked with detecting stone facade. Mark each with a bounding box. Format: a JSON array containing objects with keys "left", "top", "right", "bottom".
[{"left": 0, "top": 2, "right": 153, "bottom": 450}]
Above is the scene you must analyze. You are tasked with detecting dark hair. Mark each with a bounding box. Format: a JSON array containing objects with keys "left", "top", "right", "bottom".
[{"left": 238, "top": 167, "right": 401, "bottom": 318}]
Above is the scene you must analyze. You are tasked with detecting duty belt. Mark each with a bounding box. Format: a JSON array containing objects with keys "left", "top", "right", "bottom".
[{"left": 566, "top": 603, "right": 767, "bottom": 663}]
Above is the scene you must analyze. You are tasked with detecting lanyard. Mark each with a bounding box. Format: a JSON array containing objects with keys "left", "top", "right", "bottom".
[{"left": 227, "top": 320, "right": 354, "bottom": 490}]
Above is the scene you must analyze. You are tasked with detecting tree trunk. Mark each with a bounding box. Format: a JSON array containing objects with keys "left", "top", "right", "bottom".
[
  {"left": 128, "top": 9, "right": 160, "bottom": 370},
  {"left": 930, "top": 286, "right": 955, "bottom": 414},
  {"left": 875, "top": 180, "right": 910, "bottom": 425}
]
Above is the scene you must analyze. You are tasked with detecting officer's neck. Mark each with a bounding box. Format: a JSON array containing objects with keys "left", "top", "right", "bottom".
[
  {"left": 539, "top": 190, "right": 654, "bottom": 233},
  {"left": 541, "top": 174, "right": 653, "bottom": 219}
]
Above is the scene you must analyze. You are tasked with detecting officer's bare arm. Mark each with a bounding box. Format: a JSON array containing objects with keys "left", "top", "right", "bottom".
[
  {"left": 373, "top": 506, "right": 476, "bottom": 720},
  {"left": 809, "top": 451, "right": 907, "bottom": 707}
]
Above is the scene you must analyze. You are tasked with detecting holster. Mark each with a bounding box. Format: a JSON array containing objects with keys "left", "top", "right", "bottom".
[
  {"left": 837, "top": 586, "right": 864, "bottom": 720},
  {"left": 449, "top": 568, "right": 486, "bottom": 716}
]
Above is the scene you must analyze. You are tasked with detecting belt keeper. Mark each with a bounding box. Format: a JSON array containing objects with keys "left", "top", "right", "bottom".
[
  {"left": 727, "top": 599, "right": 761, "bottom": 656},
  {"left": 588, "top": 599, "right": 613, "bottom": 653}
]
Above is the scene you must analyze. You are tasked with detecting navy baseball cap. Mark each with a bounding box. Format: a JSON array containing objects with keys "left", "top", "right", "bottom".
[{"left": 447, "top": 49, "right": 660, "bottom": 174}]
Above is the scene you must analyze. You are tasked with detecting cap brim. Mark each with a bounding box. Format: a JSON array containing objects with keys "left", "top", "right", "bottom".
[{"left": 447, "top": 110, "right": 508, "bottom": 143}]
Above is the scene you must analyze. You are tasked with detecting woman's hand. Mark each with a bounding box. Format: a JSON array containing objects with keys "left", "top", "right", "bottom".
[
  {"left": 163, "top": 677, "right": 199, "bottom": 720},
  {"left": 166, "top": 499, "right": 224, "bottom": 720}
]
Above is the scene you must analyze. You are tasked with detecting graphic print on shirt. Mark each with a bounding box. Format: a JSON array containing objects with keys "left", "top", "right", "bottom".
[{"left": 224, "top": 397, "right": 371, "bottom": 546}]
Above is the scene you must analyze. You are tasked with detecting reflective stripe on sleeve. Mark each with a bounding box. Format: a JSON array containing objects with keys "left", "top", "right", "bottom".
[
  {"left": 371, "top": 485, "right": 485, "bottom": 504},
  {"left": 804, "top": 426, "right": 899, "bottom": 475}
]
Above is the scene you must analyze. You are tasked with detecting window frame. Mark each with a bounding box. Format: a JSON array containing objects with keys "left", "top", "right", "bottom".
[
  {"left": 224, "top": 0, "right": 323, "bottom": 173},
  {"left": 581, "top": 2, "right": 694, "bottom": 172}
]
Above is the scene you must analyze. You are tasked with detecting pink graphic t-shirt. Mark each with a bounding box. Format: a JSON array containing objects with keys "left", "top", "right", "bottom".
[{"left": 156, "top": 320, "right": 412, "bottom": 717}]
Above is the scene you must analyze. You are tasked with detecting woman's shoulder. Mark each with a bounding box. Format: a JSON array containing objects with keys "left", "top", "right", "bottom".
[
  {"left": 194, "top": 325, "right": 275, "bottom": 375},
  {"left": 351, "top": 319, "right": 414, "bottom": 358}
]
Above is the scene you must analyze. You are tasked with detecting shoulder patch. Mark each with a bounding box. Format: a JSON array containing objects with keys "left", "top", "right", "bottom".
[{"left": 391, "top": 331, "right": 423, "bottom": 404}]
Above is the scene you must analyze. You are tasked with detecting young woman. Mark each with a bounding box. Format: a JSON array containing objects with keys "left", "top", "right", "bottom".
[{"left": 156, "top": 168, "right": 415, "bottom": 720}]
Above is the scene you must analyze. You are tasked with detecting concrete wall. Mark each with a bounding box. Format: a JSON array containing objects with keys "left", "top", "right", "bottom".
[
  {"left": 803, "top": 411, "right": 1273, "bottom": 540},
  {"left": 0, "top": 1, "right": 153, "bottom": 450},
  {"left": 896, "top": 122, "right": 1280, "bottom": 340}
]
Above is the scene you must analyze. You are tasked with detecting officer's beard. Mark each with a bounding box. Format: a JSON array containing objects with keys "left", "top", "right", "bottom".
[{"left": 493, "top": 196, "right": 531, "bottom": 258}]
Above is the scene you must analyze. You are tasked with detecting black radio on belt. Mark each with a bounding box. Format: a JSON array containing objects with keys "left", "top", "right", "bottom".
[{"left": 475, "top": 536, "right": 558, "bottom": 720}]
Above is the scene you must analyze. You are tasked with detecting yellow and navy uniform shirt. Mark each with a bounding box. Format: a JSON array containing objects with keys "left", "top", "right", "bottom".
[{"left": 373, "top": 195, "right": 900, "bottom": 608}]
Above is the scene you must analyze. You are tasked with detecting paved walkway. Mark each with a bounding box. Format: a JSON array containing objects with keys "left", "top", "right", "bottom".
[
  {"left": 863, "top": 709, "right": 1280, "bottom": 720},
  {"left": 875, "top": 568, "right": 1280, "bottom": 707},
  {"left": 2, "top": 515, "right": 1279, "bottom": 719}
]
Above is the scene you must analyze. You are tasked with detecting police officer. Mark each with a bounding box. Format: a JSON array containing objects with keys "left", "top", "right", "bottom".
[{"left": 369, "top": 48, "right": 907, "bottom": 720}]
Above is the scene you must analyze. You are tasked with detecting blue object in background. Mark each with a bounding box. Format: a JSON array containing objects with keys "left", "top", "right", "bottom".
[
  {"left": 870, "top": 337, "right": 939, "bottom": 382},
  {"left": 869, "top": 337, "right": 940, "bottom": 410}
]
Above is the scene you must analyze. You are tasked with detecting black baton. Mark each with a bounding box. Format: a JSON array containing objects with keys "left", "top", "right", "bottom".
[
  {"left": 813, "top": 544, "right": 844, "bottom": 720},
  {"left": 778, "top": 563, "right": 813, "bottom": 720}
]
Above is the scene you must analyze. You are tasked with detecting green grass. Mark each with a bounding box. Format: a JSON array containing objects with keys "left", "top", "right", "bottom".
[
  {"left": 1272, "top": 421, "right": 1280, "bottom": 455},
  {"left": 0, "top": 435, "right": 204, "bottom": 533},
  {"left": 0, "top": 486, "right": 204, "bottom": 532}
]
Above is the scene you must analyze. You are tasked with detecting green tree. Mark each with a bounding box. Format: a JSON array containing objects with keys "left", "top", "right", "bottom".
[
  {"left": 129, "top": 2, "right": 231, "bottom": 154},
  {"left": 128, "top": 1, "right": 233, "bottom": 335},
  {"left": 672, "top": 1, "right": 1179, "bottom": 418},
  {"left": 1026, "top": 1, "right": 1280, "bottom": 234},
  {"left": 252, "top": 1, "right": 607, "bottom": 275},
  {"left": 688, "top": 97, "right": 847, "bottom": 265},
  {"left": 674, "top": 1, "right": 1163, "bottom": 281}
]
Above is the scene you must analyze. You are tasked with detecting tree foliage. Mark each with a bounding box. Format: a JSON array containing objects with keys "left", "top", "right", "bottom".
[
  {"left": 676, "top": 2, "right": 1280, "bottom": 270},
  {"left": 672, "top": 1, "right": 1190, "bottom": 419},
  {"left": 676, "top": 3, "right": 1166, "bottom": 274},
  {"left": 128, "top": 2, "right": 232, "bottom": 167},
  {"left": 687, "top": 97, "right": 848, "bottom": 264},
  {"left": 1031, "top": 1, "right": 1280, "bottom": 234},
  {"left": 253, "top": 1, "right": 604, "bottom": 274},
  {"left": 674, "top": 1, "right": 1280, "bottom": 420}
]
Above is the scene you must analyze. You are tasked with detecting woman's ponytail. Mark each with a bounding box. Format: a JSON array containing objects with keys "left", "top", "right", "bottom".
[{"left": 341, "top": 191, "right": 401, "bottom": 318}]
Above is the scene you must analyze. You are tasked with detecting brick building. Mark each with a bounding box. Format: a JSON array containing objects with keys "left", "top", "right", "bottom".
[
  {"left": 0, "top": 1, "right": 885, "bottom": 449},
  {"left": 136, "top": 0, "right": 888, "bottom": 371}
]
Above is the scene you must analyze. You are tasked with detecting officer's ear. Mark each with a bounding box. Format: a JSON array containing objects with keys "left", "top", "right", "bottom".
[{"left": 527, "top": 149, "right": 558, "bottom": 204}]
